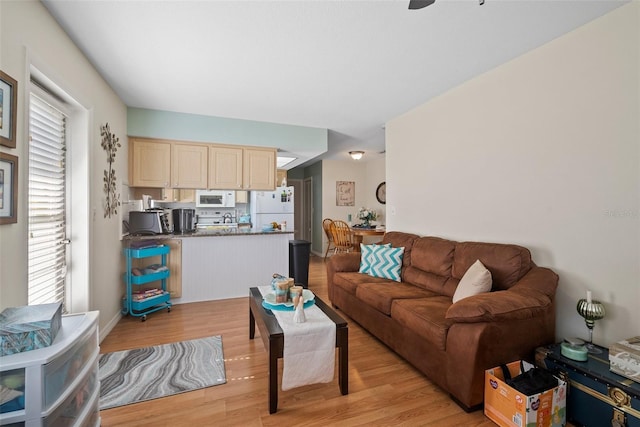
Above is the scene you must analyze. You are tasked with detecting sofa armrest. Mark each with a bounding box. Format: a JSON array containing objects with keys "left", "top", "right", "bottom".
[
  {"left": 327, "top": 252, "right": 361, "bottom": 273},
  {"left": 445, "top": 266, "right": 558, "bottom": 323},
  {"left": 326, "top": 253, "right": 361, "bottom": 303}
]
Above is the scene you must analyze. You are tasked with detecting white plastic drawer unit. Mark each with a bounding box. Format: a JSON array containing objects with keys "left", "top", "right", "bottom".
[
  {"left": 43, "top": 325, "right": 97, "bottom": 409},
  {"left": 43, "top": 357, "right": 98, "bottom": 427},
  {"left": 0, "top": 312, "right": 100, "bottom": 427}
]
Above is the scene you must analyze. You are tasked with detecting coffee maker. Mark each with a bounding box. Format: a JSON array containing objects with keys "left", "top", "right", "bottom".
[{"left": 172, "top": 208, "right": 196, "bottom": 233}]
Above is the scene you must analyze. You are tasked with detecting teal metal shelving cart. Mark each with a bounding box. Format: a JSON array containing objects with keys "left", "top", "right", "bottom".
[{"left": 123, "top": 244, "right": 172, "bottom": 321}]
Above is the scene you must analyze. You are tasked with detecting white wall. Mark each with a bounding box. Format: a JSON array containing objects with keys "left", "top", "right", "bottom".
[
  {"left": 0, "top": 1, "right": 127, "bottom": 338},
  {"left": 321, "top": 157, "right": 386, "bottom": 253},
  {"left": 386, "top": 2, "right": 639, "bottom": 345},
  {"left": 365, "top": 156, "right": 387, "bottom": 225}
]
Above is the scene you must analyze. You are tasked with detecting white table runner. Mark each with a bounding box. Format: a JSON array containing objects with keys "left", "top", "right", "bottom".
[{"left": 258, "top": 286, "right": 335, "bottom": 391}]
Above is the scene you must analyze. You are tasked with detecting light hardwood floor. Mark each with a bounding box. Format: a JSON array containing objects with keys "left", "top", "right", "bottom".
[{"left": 99, "top": 255, "right": 496, "bottom": 426}]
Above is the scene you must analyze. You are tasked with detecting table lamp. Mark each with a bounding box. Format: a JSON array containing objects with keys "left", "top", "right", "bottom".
[{"left": 576, "top": 290, "right": 605, "bottom": 354}]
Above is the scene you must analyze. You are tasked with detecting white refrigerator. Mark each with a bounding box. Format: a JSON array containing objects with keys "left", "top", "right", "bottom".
[{"left": 250, "top": 186, "right": 294, "bottom": 230}]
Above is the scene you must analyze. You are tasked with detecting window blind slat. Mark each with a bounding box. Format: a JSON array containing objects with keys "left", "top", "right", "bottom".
[{"left": 28, "top": 94, "right": 68, "bottom": 310}]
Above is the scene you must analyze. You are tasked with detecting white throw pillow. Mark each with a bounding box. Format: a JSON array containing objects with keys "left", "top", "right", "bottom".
[{"left": 452, "top": 259, "right": 492, "bottom": 303}]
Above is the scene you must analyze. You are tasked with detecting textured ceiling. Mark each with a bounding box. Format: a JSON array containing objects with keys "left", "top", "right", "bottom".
[{"left": 43, "top": 0, "right": 626, "bottom": 165}]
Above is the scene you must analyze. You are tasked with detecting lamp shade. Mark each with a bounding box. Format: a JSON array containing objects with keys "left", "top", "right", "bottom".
[{"left": 349, "top": 151, "right": 364, "bottom": 160}]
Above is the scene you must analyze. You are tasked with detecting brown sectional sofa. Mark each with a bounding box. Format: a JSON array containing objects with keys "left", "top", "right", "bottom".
[{"left": 326, "top": 231, "right": 558, "bottom": 411}]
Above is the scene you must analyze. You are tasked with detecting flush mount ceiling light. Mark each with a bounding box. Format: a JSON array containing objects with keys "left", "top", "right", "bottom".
[
  {"left": 408, "top": 0, "right": 484, "bottom": 9},
  {"left": 349, "top": 151, "right": 364, "bottom": 160}
]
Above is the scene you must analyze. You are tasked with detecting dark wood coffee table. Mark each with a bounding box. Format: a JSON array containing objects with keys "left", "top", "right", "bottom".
[{"left": 249, "top": 287, "right": 348, "bottom": 414}]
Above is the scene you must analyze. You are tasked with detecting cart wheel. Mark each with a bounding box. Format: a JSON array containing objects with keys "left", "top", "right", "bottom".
[
  {"left": 167, "top": 307, "right": 171, "bottom": 313},
  {"left": 141, "top": 315, "right": 147, "bottom": 322}
]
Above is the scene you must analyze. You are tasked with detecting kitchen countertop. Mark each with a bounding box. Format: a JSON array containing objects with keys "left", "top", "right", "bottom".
[{"left": 124, "top": 228, "right": 294, "bottom": 240}]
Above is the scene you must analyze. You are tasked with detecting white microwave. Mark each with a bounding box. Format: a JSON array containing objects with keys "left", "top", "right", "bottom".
[{"left": 195, "top": 190, "right": 236, "bottom": 208}]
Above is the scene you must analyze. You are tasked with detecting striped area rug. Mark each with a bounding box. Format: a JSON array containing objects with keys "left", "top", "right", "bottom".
[{"left": 99, "top": 336, "right": 226, "bottom": 409}]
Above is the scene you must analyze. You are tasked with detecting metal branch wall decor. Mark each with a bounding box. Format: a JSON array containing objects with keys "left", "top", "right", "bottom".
[{"left": 100, "top": 123, "right": 121, "bottom": 218}]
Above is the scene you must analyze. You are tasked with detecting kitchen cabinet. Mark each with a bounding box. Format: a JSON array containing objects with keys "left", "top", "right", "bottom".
[
  {"left": 243, "top": 147, "right": 276, "bottom": 190},
  {"left": 129, "top": 137, "right": 276, "bottom": 191},
  {"left": 235, "top": 190, "right": 248, "bottom": 204},
  {"left": 171, "top": 143, "right": 208, "bottom": 188},
  {"left": 209, "top": 146, "right": 276, "bottom": 191},
  {"left": 0, "top": 311, "right": 100, "bottom": 427},
  {"left": 176, "top": 232, "right": 290, "bottom": 303},
  {"left": 165, "top": 239, "right": 182, "bottom": 298},
  {"left": 208, "top": 146, "right": 243, "bottom": 189},
  {"left": 161, "top": 189, "right": 195, "bottom": 202},
  {"left": 129, "top": 138, "right": 171, "bottom": 188}
]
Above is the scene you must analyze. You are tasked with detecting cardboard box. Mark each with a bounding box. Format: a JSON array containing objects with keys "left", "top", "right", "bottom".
[
  {"left": 0, "top": 303, "right": 62, "bottom": 356},
  {"left": 485, "top": 360, "right": 566, "bottom": 427},
  {"left": 609, "top": 337, "right": 640, "bottom": 383}
]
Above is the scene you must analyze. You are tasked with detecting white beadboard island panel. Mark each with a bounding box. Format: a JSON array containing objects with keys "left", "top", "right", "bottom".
[{"left": 175, "top": 233, "right": 290, "bottom": 303}]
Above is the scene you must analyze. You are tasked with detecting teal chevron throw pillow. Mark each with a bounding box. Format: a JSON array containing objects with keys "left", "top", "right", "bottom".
[
  {"left": 359, "top": 243, "right": 391, "bottom": 274},
  {"left": 359, "top": 244, "right": 404, "bottom": 282}
]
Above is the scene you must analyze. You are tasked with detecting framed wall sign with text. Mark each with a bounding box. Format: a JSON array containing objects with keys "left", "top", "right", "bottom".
[{"left": 336, "top": 181, "right": 355, "bottom": 206}]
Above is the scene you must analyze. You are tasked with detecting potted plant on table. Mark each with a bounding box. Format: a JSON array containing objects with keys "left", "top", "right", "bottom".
[{"left": 357, "top": 207, "right": 377, "bottom": 228}]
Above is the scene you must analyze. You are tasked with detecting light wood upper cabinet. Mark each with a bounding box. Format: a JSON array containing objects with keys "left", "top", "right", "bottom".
[
  {"left": 235, "top": 190, "right": 248, "bottom": 204},
  {"left": 243, "top": 148, "right": 276, "bottom": 190},
  {"left": 129, "top": 138, "right": 171, "bottom": 188},
  {"left": 129, "top": 137, "right": 276, "bottom": 191},
  {"left": 172, "top": 143, "right": 208, "bottom": 188},
  {"left": 208, "top": 146, "right": 243, "bottom": 189}
]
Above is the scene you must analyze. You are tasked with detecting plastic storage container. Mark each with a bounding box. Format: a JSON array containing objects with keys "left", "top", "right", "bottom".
[{"left": 0, "top": 312, "right": 100, "bottom": 427}]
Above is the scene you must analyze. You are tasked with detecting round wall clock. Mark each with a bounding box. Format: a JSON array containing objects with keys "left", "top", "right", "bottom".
[{"left": 376, "top": 182, "right": 386, "bottom": 204}]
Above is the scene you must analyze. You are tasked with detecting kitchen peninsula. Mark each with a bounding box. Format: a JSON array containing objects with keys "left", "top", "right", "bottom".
[{"left": 124, "top": 229, "right": 293, "bottom": 304}]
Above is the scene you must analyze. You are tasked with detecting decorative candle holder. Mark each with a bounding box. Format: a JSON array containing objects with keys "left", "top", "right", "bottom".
[{"left": 576, "top": 298, "right": 605, "bottom": 354}]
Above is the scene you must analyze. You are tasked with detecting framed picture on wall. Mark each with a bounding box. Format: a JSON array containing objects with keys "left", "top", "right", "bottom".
[
  {"left": 0, "top": 70, "right": 18, "bottom": 148},
  {"left": 336, "top": 181, "right": 355, "bottom": 206},
  {"left": 0, "top": 152, "right": 18, "bottom": 224}
]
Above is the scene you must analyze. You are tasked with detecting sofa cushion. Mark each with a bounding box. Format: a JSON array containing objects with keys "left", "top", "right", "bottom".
[
  {"left": 411, "top": 237, "right": 456, "bottom": 277},
  {"left": 359, "top": 243, "right": 392, "bottom": 275},
  {"left": 452, "top": 242, "right": 532, "bottom": 290},
  {"left": 332, "top": 271, "right": 391, "bottom": 296},
  {"left": 390, "top": 296, "right": 454, "bottom": 351},
  {"left": 403, "top": 267, "right": 450, "bottom": 294},
  {"left": 380, "top": 232, "right": 420, "bottom": 269},
  {"left": 452, "top": 259, "right": 492, "bottom": 303},
  {"left": 355, "top": 282, "right": 436, "bottom": 315},
  {"left": 362, "top": 246, "right": 404, "bottom": 282}
]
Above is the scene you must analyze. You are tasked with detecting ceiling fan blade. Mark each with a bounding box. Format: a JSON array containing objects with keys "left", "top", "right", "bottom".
[{"left": 408, "top": 0, "right": 436, "bottom": 9}]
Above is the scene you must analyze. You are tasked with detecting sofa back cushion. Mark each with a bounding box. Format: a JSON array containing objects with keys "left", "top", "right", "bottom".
[
  {"left": 380, "top": 232, "right": 419, "bottom": 270},
  {"left": 411, "top": 237, "right": 456, "bottom": 276},
  {"left": 378, "top": 232, "right": 533, "bottom": 294},
  {"left": 452, "top": 241, "right": 532, "bottom": 290},
  {"left": 403, "top": 237, "right": 456, "bottom": 295}
]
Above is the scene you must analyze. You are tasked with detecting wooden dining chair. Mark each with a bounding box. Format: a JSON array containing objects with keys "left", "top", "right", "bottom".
[
  {"left": 329, "top": 220, "right": 354, "bottom": 254},
  {"left": 322, "top": 218, "right": 335, "bottom": 259}
]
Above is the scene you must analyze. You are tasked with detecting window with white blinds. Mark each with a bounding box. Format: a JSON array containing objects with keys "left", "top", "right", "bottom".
[{"left": 28, "top": 93, "right": 68, "bottom": 309}]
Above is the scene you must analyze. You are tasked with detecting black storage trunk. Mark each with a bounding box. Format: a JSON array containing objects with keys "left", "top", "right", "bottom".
[{"left": 536, "top": 343, "right": 640, "bottom": 427}]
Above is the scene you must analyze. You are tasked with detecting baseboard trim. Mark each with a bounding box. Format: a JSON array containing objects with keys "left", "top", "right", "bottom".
[{"left": 99, "top": 310, "right": 122, "bottom": 343}]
